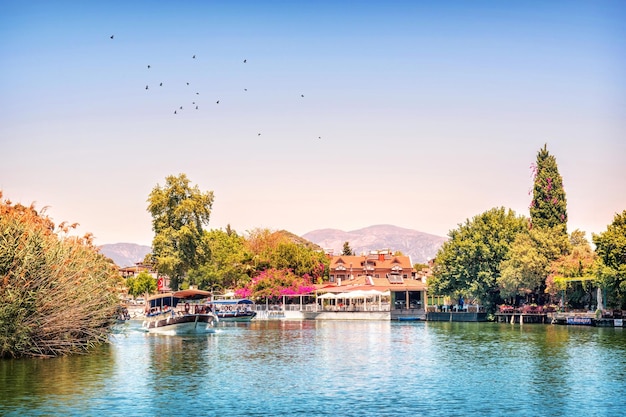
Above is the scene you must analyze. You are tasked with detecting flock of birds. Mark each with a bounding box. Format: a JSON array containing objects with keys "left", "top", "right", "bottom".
[{"left": 110, "top": 34, "right": 321, "bottom": 139}]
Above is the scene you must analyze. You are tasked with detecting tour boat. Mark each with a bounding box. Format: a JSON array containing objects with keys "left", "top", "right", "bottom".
[
  {"left": 210, "top": 299, "right": 257, "bottom": 322},
  {"left": 142, "top": 289, "right": 219, "bottom": 334}
]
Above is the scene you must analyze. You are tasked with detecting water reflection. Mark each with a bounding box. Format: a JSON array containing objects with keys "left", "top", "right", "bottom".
[
  {"left": 0, "top": 344, "right": 114, "bottom": 415},
  {"left": 1, "top": 321, "right": 625, "bottom": 416}
]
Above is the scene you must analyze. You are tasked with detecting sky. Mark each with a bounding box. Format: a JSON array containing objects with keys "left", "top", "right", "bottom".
[{"left": 1, "top": 0, "right": 625, "bottom": 246}]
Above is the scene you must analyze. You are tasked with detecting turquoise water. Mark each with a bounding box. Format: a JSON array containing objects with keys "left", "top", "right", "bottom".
[{"left": 1, "top": 321, "right": 625, "bottom": 416}]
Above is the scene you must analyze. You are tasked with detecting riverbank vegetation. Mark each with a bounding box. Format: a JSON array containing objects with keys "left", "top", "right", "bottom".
[
  {"left": 0, "top": 193, "right": 123, "bottom": 358},
  {"left": 429, "top": 145, "right": 626, "bottom": 312},
  {"left": 145, "top": 174, "right": 328, "bottom": 302},
  {"left": 184, "top": 227, "right": 328, "bottom": 302}
]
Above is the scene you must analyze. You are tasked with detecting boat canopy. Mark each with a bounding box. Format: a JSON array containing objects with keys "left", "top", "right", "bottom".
[
  {"left": 211, "top": 299, "right": 254, "bottom": 305},
  {"left": 148, "top": 293, "right": 178, "bottom": 309},
  {"left": 173, "top": 289, "right": 212, "bottom": 300},
  {"left": 147, "top": 289, "right": 213, "bottom": 308}
]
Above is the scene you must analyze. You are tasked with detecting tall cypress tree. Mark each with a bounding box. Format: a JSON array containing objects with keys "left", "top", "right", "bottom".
[{"left": 529, "top": 144, "right": 568, "bottom": 233}]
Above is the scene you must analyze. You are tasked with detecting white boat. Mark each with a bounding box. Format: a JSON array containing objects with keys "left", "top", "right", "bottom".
[
  {"left": 142, "top": 289, "right": 219, "bottom": 334},
  {"left": 211, "top": 299, "right": 257, "bottom": 322}
]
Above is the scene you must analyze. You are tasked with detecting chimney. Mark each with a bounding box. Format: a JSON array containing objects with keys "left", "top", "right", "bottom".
[{"left": 378, "top": 253, "right": 385, "bottom": 261}]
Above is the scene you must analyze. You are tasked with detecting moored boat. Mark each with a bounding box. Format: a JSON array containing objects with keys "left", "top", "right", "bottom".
[
  {"left": 142, "top": 289, "right": 219, "bottom": 334},
  {"left": 211, "top": 299, "right": 257, "bottom": 322}
]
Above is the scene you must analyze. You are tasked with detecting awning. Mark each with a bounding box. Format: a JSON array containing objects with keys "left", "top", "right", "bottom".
[{"left": 173, "top": 289, "right": 212, "bottom": 300}]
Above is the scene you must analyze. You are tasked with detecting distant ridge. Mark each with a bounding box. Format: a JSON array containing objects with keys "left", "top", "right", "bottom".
[
  {"left": 302, "top": 224, "right": 447, "bottom": 264},
  {"left": 98, "top": 225, "right": 445, "bottom": 268},
  {"left": 99, "top": 243, "right": 151, "bottom": 268}
]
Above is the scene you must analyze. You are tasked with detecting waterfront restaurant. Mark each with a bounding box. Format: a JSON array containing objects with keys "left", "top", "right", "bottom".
[{"left": 313, "top": 250, "right": 427, "bottom": 319}]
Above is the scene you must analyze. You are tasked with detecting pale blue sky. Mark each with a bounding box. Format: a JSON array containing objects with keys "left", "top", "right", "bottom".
[{"left": 1, "top": 0, "right": 624, "bottom": 246}]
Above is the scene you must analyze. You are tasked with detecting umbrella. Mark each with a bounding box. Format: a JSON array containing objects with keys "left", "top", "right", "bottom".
[{"left": 318, "top": 293, "right": 338, "bottom": 299}]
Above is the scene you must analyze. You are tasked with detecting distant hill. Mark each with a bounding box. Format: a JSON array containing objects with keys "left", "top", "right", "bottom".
[
  {"left": 302, "top": 224, "right": 447, "bottom": 264},
  {"left": 98, "top": 225, "right": 444, "bottom": 268},
  {"left": 276, "top": 229, "right": 324, "bottom": 251},
  {"left": 99, "top": 243, "right": 151, "bottom": 268}
]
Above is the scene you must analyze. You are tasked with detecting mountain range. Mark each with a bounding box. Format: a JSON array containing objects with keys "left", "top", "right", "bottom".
[
  {"left": 99, "top": 224, "right": 447, "bottom": 267},
  {"left": 302, "top": 224, "right": 446, "bottom": 264}
]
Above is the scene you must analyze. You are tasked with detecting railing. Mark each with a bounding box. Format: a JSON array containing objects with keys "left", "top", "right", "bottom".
[
  {"left": 427, "top": 305, "right": 484, "bottom": 313},
  {"left": 321, "top": 305, "right": 391, "bottom": 312},
  {"left": 497, "top": 305, "right": 556, "bottom": 314},
  {"left": 252, "top": 303, "right": 393, "bottom": 313}
]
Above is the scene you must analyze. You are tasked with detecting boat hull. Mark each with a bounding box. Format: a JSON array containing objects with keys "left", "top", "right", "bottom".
[
  {"left": 142, "top": 313, "right": 218, "bottom": 334},
  {"left": 216, "top": 311, "right": 257, "bottom": 322}
]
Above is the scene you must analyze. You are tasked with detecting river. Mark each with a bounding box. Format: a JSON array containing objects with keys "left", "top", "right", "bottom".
[{"left": 1, "top": 320, "right": 625, "bottom": 416}]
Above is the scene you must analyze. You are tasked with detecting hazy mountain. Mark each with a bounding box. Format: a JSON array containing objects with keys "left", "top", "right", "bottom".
[
  {"left": 98, "top": 225, "right": 444, "bottom": 268},
  {"left": 99, "top": 243, "right": 151, "bottom": 268},
  {"left": 302, "top": 224, "right": 447, "bottom": 264}
]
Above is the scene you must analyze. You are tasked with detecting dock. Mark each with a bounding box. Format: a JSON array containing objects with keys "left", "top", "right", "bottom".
[{"left": 494, "top": 313, "right": 549, "bottom": 324}]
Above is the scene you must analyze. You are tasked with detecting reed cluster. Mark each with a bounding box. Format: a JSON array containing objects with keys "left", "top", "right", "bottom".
[{"left": 1, "top": 193, "right": 123, "bottom": 358}]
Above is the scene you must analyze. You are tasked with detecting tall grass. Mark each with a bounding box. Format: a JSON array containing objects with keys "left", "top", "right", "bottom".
[{"left": 1, "top": 193, "right": 123, "bottom": 358}]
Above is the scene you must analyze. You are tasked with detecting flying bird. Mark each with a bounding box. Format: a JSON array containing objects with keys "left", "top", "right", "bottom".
[
  {"left": 216, "top": 100, "right": 219, "bottom": 104},
  {"left": 110, "top": 35, "right": 114, "bottom": 39},
  {"left": 145, "top": 85, "right": 149, "bottom": 90},
  {"left": 192, "top": 55, "right": 196, "bottom": 59},
  {"left": 301, "top": 94, "right": 304, "bottom": 97},
  {"left": 186, "top": 82, "right": 190, "bottom": 85},
  {"left": 244, "top": 88, "right": 247, "bottom": 91},
  {"left": 160, "top": 82, "right": 163, "bottom": 87},
  {"left": 258, "top": 133, "right": 261, "bottom": 136},
  {"left": 147, "top": 65, "right": 151, "bottom": 69},
  {"left": 196, "top": 106, "right": 198, "bottom": 110},
  {"left": 196, "top": 92, "right": 199, "bottom": 95},
  {"left": 243, "top": 59, "right": 247, "bottom": 63},
  {"left": 174, "top": 110, "right": 177, "bottom": 114}
]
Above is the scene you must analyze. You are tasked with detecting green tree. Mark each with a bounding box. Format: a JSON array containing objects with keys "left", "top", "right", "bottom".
[
  {"left": 593, "top": 210, "right": 626, "bottom": 309},
  {"left": 529, "top": 144, "right": 568, "bottom": 233},
  {"left": 498, "top": 227, "right": 570, "bottom": 301},
  {"left": 544, "top": 230, "right": 596, "bottom": 309},
  {"left": 126, "top": 271, "right": 157, "bottom": 298},
  {"left": 147, "top": 174, "right": 214, "bottom": 290},
  {"left": 429, "top": 207, "right": 527, "bottom": 312},
  {"left": 413, "top": 263, "right": 429, "bottom": 273},
  {"left": 188, "top": 228, "right": 251, "bottom": 292},
  {"left": 497, "top": 145, "right": 570, "bottom": 304},
  {"left": 342, "top": 241, "right": 354, "bottom": 256},
  {"left": 272, "top": 241, "right": 327, "bottom": 280}
]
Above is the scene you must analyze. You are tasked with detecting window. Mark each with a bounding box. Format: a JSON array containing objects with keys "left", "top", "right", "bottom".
[{"left": 388, "top": 275, "right": 404, "bottom": 284}]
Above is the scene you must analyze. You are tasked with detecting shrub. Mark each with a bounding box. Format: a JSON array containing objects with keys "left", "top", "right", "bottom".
[{"left": 0, "top": 194, "right": 123, "bottom": 358}]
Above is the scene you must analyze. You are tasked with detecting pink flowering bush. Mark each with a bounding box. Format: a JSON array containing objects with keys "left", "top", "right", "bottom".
[{"left": 235, "top": 268, "right": 316, "bottom": 301}]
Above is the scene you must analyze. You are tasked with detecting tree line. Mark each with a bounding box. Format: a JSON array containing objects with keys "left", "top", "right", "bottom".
[
  {"left": 145, "top": 174, "right": 328, "bottom": 302},
  {"left": 428, "top": 145, "right": 626, "bottom": 312}
]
